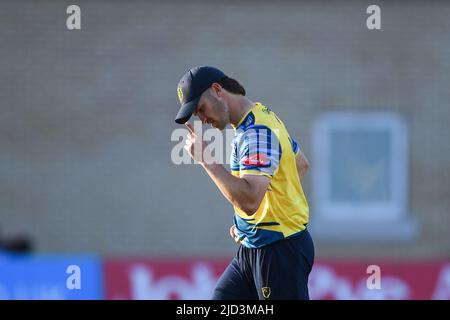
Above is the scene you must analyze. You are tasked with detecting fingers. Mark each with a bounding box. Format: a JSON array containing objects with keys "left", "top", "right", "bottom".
[
  {"left": 183, "top": 122, "right": 207, "bottom": 163},
  {"left": 184, "top": 130, "right": 195, "bottom": 156},
  {"left": 229, "top": 225, "right": 235, "bottom": 238},
  {"left": 184, "top": 134, "right": 193, "bottom": 150},
  {"left": 185, "top": 122, "right": 197, "bottom": 148},
  {"left": 185, "top": 122, "right": 195, "bottom": 135},
  {"left": 229, "top": 225, "right": 240, "bottom": 243}
]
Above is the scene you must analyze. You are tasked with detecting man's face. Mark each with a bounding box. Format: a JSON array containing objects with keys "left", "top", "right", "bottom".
[{"left": 193, "top": 88, "right": 229, "bottom": 130}]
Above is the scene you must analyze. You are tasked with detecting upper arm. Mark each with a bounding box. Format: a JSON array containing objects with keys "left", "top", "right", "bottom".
[
  {"left": 295, "top": 147, "right": 309, "bottom": 180},
  {"left": 290, "top": 135, "right": 309, "bottom": 174},
  {"left": 296, "top": 148, "right": 309, "bottom": 168},
  {"left": 235, "top": 127, "right": 278, "bottom": 213}
]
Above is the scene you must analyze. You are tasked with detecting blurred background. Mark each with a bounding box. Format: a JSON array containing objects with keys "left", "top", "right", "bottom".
[{"left": 0, "top": 0, "right": 449, "bottom": 299}]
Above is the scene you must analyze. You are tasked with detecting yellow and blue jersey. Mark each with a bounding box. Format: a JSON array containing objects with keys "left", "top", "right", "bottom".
[{"left": 231, "top": 102, "right": 309, "bottom": 248}]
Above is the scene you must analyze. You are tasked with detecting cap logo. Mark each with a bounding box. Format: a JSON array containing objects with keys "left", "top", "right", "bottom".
[{"left": 177, "top": 86, "right": 184, "bottom": 104}]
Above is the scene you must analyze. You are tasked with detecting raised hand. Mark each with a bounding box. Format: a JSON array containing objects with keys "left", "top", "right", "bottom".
[{"left": 184, "top": 122, "right": 211, "bottom": 164}]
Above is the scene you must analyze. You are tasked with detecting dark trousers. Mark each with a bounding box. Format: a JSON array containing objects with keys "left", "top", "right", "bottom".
[{"left": 212, "top": 229, "right": 315, "bottom": 300}]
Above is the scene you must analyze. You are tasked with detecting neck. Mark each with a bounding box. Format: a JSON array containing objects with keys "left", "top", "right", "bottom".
[{"left": 229, "top": 95, "right": 255, "bottom": 128}]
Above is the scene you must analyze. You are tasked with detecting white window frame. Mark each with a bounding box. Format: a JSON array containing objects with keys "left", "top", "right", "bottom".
[{"left": 310, "top": 112, "right": 418, "bottom": 242}]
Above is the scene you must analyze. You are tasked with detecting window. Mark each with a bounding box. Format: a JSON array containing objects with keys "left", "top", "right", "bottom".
[{"left": 310, "top": 112, "right": 418, "bottom": 242}]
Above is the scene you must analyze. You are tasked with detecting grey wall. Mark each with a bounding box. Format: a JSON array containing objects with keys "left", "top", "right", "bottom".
[{"left": 1, "top": 0, "right": 449, "bottom": 258}]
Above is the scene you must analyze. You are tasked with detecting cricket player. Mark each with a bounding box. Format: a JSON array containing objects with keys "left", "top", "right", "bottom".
[{"left": 175, "top": 66, "right": 314, "bottom": 300}]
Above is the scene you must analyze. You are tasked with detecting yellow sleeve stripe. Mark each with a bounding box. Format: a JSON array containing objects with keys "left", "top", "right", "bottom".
[{"left": 239, "top": 169, "right": 272, "bottom": 179}]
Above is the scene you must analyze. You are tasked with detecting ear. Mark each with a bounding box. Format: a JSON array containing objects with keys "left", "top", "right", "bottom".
[{"left": 211, "top": 83, "right": 222, "bottom": 97}]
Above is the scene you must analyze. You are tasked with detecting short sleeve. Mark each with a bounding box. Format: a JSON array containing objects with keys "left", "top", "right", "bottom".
[
  {"left": 236, "top": 126, "right": 281, "bottom": 178},
  {"left": 290, "top": 136, "right": 300, "bottom": 155}
]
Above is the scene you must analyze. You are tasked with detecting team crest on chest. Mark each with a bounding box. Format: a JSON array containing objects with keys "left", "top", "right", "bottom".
[{"left": 262, "top": 287, "right": 271, "bottom": 299}]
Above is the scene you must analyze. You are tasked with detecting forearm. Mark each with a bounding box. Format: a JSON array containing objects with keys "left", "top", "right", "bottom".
[
  {"left": 183, "top": 122, "right": 267, "bottom": 214},
  {"left": 201, "top": 163, "right": 258, "bottom": 214}
]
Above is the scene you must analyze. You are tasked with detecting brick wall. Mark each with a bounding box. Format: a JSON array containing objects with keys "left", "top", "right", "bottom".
[{"left": 1, "top": 0, "right": 449, "bottom": 258}]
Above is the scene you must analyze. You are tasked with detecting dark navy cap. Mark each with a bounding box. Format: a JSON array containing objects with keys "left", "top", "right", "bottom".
[{"left": 175, "top": 66, "right": 227, "bottom": 124}]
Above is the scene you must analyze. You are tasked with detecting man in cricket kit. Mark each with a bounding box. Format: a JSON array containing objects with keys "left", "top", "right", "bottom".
[{"left": 175, "top": 66, "right": 314, "bottom": 300}]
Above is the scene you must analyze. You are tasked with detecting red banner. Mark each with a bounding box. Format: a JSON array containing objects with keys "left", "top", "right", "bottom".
[
  {"left": 104, "top": 258, "right": 450, "bottom": 300},
  {"left": 309, "top": 261, "right": 450, "bottom": 300},
  {"left": 105, "top": 258, "right": 228, "bottom": 300}
]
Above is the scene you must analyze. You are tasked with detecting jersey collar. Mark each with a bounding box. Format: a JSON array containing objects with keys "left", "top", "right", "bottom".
[{"left": 233, "top": 103, "right": 259, "bottom": 130}]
